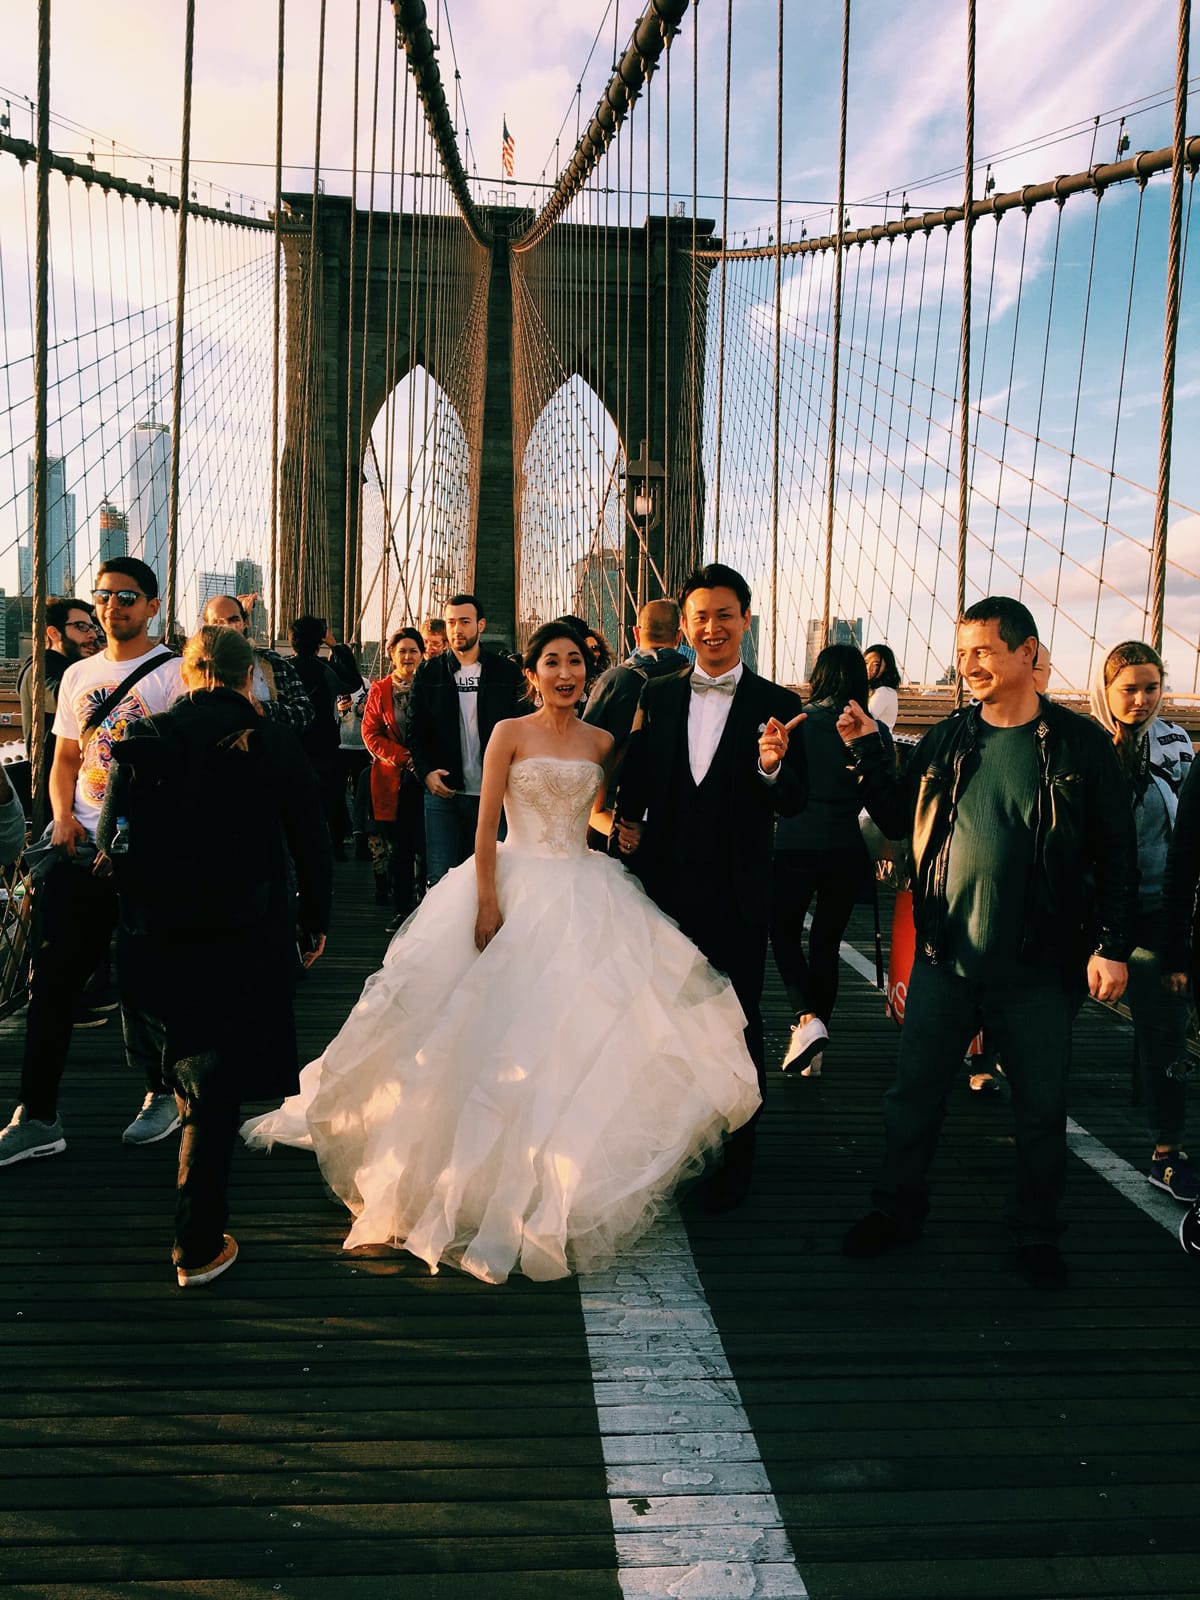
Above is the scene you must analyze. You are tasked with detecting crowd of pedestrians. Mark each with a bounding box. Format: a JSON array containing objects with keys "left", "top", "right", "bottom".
[{"left": 1, "top": 558, "right": 1198, "bottom": 1284}]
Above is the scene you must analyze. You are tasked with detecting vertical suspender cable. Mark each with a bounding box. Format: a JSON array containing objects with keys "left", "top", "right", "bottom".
[
  {"left": 166, "top": 0, "right": 196, "bottom": 645},
  {"left": 956, "top": 0, "right": 975, "bottom": 644},
  {"left": 1150, "top": 0, "right": 1190, "bottom": 652},
  {"left": 770, "top": 0, "right": 783, "bottom": 677},
  {"left": 299, "top": 0, "right": 328, "bottom": 612},
  {"left": 713, "top": 0, "right": 733, "bottom": 558},
  {"left": 29, "top": 0, "right": 51, "bottom": 834},
  {"left": 343, "top": 0, "right": 362, "bottom": 642},
  {"left": 823, "top": 0, "right": 850, "bottom": 648},
  {"left": 269, "top": 0, "right": 285, "bottom": 646}
]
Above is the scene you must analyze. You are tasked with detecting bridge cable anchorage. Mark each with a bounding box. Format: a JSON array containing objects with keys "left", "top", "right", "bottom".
[
  {"left": 510, "top": 0, "right": 690, "bottom": 256},
  {"left": 391, "top": 0, "right": 491, "bottom": 248},
  {"left": 1151, "top": 0, "right": 1191, "bottom": 652}
]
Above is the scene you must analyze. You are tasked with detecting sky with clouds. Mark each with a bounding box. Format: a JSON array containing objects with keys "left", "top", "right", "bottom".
[{"left": 2, "top": 1, "right": 1196, "bottom": 677}]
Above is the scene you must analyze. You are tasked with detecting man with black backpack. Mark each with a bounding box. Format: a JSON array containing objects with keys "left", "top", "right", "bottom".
[{"left": 0, "top": 558, "right": 184, "bottom": 1168}]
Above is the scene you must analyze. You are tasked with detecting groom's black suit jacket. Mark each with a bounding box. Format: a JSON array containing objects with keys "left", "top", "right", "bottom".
[{"left": 614, "top": 666, "right": 807, "bottom": 942}]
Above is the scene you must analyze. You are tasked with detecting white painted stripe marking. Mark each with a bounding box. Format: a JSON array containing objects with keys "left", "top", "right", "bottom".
[
  {"left": 833, "top": 927, "right": 1186, "bottom": 1239},
  {"left": 578, "top": 1207, "right": 809, "bottom": 1599}
]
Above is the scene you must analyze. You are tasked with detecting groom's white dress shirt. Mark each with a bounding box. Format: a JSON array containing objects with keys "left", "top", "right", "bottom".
[{"left": 687, "top": 662, "right": 742, "bottom": 783}]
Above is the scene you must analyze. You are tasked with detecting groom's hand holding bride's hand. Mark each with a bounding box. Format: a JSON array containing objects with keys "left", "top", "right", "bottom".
[
  {"left": 616, "top": 818, "right": 642, "bottom": 855},
  {"left": 758, "top": 712, "right": 805, "bottom": 773},
  {"left": 475, "top": 900, "right": 503, "bottom": 952}
]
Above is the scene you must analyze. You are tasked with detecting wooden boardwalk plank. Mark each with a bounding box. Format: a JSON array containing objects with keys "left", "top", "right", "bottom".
[{"left": 0, "top": 865, "right": 1198, "bottom": 1598}]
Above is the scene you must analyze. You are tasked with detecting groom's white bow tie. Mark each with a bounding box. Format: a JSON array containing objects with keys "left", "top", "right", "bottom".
[{"left": 691, "top": 673, "right": 737, "bottom": 697}]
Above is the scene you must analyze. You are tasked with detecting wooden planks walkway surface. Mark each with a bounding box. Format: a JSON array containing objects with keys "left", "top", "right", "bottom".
[{"left": 1, "top": 859, "right": 1198, "bottom": 1600}]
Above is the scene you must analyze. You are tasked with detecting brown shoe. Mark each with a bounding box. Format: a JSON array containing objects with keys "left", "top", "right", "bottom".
[{"left": 176, "top": 1234, "right": 238, "bottom": 1287}]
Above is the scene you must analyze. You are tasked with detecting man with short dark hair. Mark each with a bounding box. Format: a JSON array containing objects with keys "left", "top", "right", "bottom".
[
  {"left": 18, "top": 597, "right": 102, "bottom": 757},
  {"left": 405, "top": 593, "right": 527, "bottom": 884},
  {"left": 614, "top": 564, "right": 808, "bottom": 1211},
  {"left": 837, "top": 595, "right": 1137, "bottom": 1289},
  {"left": 0, "top": 558, "right": 185, "bottom": 1167},
  {"left": 202, "top": 594, "right": 312, "bottom": 731}
]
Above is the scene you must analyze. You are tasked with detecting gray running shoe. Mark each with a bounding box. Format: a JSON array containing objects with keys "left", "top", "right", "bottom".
[
  {"left": 122, "top": 1092, "right": 181, "bottom": 1146},
  {"left": 0, "top": 1106, "right": 66, "bottom": 1167}
]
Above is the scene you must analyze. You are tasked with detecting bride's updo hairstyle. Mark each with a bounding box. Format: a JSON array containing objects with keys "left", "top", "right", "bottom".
[{"left": 521, "top": 618, "right": 590, "bottom": 703}]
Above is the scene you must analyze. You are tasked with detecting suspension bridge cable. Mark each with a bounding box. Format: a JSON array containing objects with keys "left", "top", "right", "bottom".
[
  {"left": 269, "top": 0, "right": 285, "bottom": 645},
  {"left": 1151, "top": 0, "right": 1191, "bottom": 651},
  {"left": 165, "top": 0, "right": 196, "bottom": 644},
  {"left": 823, "top": 0, "right": 851, "bottom": 647}
]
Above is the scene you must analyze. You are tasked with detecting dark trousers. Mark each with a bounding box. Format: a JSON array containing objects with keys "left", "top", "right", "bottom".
[
  {"left": 770, "top": 847, "right": 866, "bottom": 1024},
  {"left": 172, "top": 1061, "right": 240, "bottom": 1267},
  {"left": 669, "top": 886, "right": 768, "bottom": 1174},
  {"left": 423, "top": 791, "right": 481, "bottom": 886},
  {"left": 1125, "top": 908, "right": 1190, "bottom": 1146},
  {"left": 873, "top": 959, "right": 1078, "bottom": 1243},
  {"left": 380, "top": 783, "right": 426, "bottom": 917},
  {"left": 21, "top": 860, "right": 167, "bottom": 1121}
]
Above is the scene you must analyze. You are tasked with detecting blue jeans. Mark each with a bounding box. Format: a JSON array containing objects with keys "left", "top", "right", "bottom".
[
  {"left": 1125, "top": 909, "right": 1189, "bottom": 1146},
  {"left": 872, "top": 958, "right": 1078, "bottom": 1244}
]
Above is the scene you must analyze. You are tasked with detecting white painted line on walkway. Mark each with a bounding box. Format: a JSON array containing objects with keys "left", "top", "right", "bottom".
[
  {"left": 833, "top": 929, "right": 1186, "bottom": 1239},
  {"left": 578, "top": 1207, "right": 809, "bottom": 1600}
]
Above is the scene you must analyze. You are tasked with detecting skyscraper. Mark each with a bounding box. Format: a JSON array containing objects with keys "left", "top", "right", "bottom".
[
  {"left": 125, "top": 417, "right": 171, "bottom": 603},
  {"left": 19, "top": 455, "right": 76, "bottom": 598},
  {"left": 804, "top": 615, "right": 862, "bottom": 681},
  {"left": 99, "top": 500, "right": 128, "bottom": 565},
  {"left": 197, "top": 571, "right": 236, "bottom": 623}
]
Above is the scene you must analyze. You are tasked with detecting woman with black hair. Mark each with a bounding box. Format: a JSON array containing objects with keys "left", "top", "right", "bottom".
[
  {"left": 244, "top": 620, "right": 760, "bottom": 1284},
  {"left": 774, "top": 643, "right": 893, "bottom": 1075},
  {"left": 864, "top": 642, "right": 901, "bottom": 730}
]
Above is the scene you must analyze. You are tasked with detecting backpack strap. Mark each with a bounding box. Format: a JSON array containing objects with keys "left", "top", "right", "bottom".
[{"left": 81, "top": 652, "right": 177, "bottom": 745}]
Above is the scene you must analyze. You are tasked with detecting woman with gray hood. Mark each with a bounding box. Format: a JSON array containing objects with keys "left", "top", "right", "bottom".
[{"left": 1091, "top": 640, "right": 1197, "bottom": 1204}]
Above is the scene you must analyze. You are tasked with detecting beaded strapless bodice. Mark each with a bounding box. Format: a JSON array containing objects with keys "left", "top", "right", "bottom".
[{"left": 503, "top": 757, "right": 601, "bottom": 860}]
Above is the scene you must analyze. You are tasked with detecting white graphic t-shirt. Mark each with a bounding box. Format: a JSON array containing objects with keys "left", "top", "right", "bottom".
[
  {"left": 52, "top": 645, "right": 183, "bottom": 838},
  {"left": 455, "top": 659, "right": 483, "bottom": 795}
]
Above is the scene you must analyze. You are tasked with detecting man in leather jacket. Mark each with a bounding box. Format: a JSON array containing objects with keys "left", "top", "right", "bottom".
[{"left": 837, "top": 596, "right": 1136, "bottom": 1289}]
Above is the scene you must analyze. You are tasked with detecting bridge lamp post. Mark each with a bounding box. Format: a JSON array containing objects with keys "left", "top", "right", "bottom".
[{"left": 622, "top": 439, "right": 666, "bottom": 617}]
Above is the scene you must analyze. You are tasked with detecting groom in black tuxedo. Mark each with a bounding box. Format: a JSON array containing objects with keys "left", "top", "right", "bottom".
[{"left": 614, "top": 563, "right": 807, "bottom": 1210}]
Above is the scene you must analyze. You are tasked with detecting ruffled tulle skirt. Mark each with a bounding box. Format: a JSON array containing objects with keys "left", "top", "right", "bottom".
[{"left": 241, "top": 846, "right": 760, "bottom": 1283}]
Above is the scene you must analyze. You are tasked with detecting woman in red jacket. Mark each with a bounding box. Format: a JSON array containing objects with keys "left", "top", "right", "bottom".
[{"left": 363, "top": 627, "right": 425, "bottom": 931}]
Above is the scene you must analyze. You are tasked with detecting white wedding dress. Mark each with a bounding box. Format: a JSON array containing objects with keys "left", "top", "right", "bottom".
[{"left": 242, "top": 755, "right": 760, "bottom": 1283}]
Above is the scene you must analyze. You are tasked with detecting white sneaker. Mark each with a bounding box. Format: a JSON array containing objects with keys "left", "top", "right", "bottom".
[
  {"left": 781, "top": 1016, "right": 828, "bottom": 1073},
  {"left": 122, "top": 1092, "right": 181, "bottom": 1146}
]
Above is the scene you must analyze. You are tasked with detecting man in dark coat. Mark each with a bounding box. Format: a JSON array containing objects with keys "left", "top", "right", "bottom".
[
  {"left": 404, "top": 593, "right": 528, "bottom": 885},
  {"left": 615, "top": 564, "right": 807, "bottom": 1210},
  {"left": 101, "top": 627, "right": 331, "bottom": 1286}
]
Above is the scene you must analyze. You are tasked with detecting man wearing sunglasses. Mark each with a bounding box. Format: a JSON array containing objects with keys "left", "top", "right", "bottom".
[{"left": 0, "top": 559, "right": 184, "bottom": 1169}]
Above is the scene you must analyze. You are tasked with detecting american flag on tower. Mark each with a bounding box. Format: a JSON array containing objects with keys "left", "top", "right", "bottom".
[{"left": 501, "top": 118, "right": 515, "bottom": 179}]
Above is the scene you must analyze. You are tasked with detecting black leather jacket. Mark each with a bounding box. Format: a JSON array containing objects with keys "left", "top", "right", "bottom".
[{"left": 849, "top": 698, "right": 1137, "bottom": 973}]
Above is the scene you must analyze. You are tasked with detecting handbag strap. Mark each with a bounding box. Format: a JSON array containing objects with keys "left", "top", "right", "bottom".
[{"left": 81, "top": 652, "right": 176, "bottom": 737}]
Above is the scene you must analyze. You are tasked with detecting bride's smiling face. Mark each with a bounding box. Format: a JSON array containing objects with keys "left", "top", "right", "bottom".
[{"left": 529, "top": 635, "right": 588, "bottom": 708}]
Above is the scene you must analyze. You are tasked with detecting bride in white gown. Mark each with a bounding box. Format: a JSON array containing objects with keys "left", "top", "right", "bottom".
[{"left": 242, "top": 621, "right": 761, "bottom": 1284}]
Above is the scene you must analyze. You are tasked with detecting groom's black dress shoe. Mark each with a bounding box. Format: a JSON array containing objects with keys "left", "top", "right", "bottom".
[
  {"left": 841, "top": 1210, "right": 922, "bottom": 1258},
  {"left": 700, "top": 1163, "right": 752, "bottom": 1214}
]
